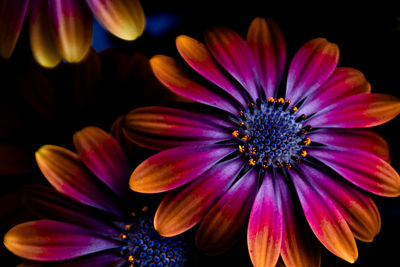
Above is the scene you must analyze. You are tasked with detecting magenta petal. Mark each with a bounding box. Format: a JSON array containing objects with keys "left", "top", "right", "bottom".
[
  {"left": 205, "top": 27, "right": 259, "bottom": 101},
  {"left": 285, "top": 38, "right": 339, "bottom": 106},
  {"left": 4, "top": 220, "right": 121, "bottom": 261},
  {"left": 308, "top": 129, "right": 390, "bottom": 162},
  {"left": 176, "top": 35, "right": 248, "bottom": 107},
  {"left": 0, "top": 0, "right": 29, "bottom": 58},
  {"left": 247, "top": 17, "right": 286, "bottom": 98},
  {"left": 290, "top": 168, "right": 358, "bottom": 263},
  {"left": 124, "top": 106, "right": 233, "bottom": 150},
  {"left": 308, "top": 147, "right": 400, "bottom": 197},
  {"left": 130, "top": 145, "right": 236, "bottom": 193},
  {"left": 298, "top": 67, "right": 370, "bottom": 115},
  {"left": 73, "top": 127, "right": 131, "bottom": 201},
  {"left": 247, "top": 173, "right": 283, "bottom": 267}
]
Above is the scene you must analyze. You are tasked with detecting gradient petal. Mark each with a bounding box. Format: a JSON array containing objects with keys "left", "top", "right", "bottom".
[
  {"left": 298, "top": 67, "right": 371, "bottom": 115},
  {"left": 204, "top": 27, "right": 259, "bottom": 101},
  {"left": 308, "top": 129, "right": 390, "bottom": 162},
  {"left": 35, "top": 145, "right": 124, "bottom": 217},
  {"left": 4, "top": 220, "right": 121, "bottom": 261},
  {"left": 130, "top": 145, "right": 236, "bottom": 193},
  {"left": 73, "top": 127, "right": 131, "bottom": 201},
  {"left": 247, "top": 173, "right": 283, "bottom": 267},
  {"left": 176, "top": 35, "right": 248, "bottom": 107},
  {"left": 290, "top": 168, "right": 358, "bottom": 263},
  {"left": 48, "top": 0, "right": 92, "bottom": 62},
  {"left": 300, "top": 164, "right": 381, "bottom": 242},
  {"left": 123, "top": 106, "right": 233, "bottom": 150},
  {"left": 308, "top": 147, "right": 400, "bottom": 197},
  {"left": 29, "top": 0, "right": 62, "bottom": 68},
  {"left": 196, "top": 168, "right": 257, "bottom": 255},
  {"left": 278, "top": 172, "right": 321, "bottom": 267},
  {"left": 247, "top": 17, "right": 286, "bottom": 98},
  {"left": 285, "top": 38, "right": 339, "bottom": 106},
  {"left": 0, "top": 0, "right": 29, "bottom": 58},
  {"left": 307, "top": 93, "right": 400, "bottom": 128},
  {"left": 154, "top": 158, "right": 243, "bottom": 237},
  {"left": 86, "top": 0, "right": 145, "bottom": 41},
  {"left": 150, "top": 55, "right": 238, "bottom": 114}
]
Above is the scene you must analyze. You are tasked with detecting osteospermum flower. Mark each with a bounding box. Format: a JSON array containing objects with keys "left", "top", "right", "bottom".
[
  {"left": 0, "top": 0, "right": 145, "bottom": 68},
  {"left": 4, "top": 127, "right": 188, "bottom": 266},
  {"left": 128, "top": 17, "right": 400, "bottom": 266}
]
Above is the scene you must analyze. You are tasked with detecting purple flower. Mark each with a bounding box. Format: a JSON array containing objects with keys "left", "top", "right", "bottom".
[
  {"left": 128, "top": 17, "right": 400, "bottom": 266},
  {"left": 4, "top": 127, "right": 188, "bottom": 266}
]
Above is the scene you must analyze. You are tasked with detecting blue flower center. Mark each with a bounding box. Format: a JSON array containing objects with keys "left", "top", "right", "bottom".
[
  {"left": 232, "top": 98, "right": 311, "bottom": 169},
  {"left": 119, "top": 208, "right": 188, "bottom": 267}
]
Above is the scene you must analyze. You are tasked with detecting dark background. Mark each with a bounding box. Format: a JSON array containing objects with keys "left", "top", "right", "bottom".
[{"left": 1, "top": 1, "right": 400, "bottom": 266}]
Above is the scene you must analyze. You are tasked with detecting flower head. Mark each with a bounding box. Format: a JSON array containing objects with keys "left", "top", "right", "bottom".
[
  {"left": 4, "top": 127, "right": 189, "bottom": 266},
  {"left": 128, "top": 17, "right": 400, "bottom": 266},
  {"left": 0, "top": 0, "right": 145, "bottom": 68}
]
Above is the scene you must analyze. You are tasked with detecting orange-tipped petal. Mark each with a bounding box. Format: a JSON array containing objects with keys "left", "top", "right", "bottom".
[
  {"left": 154, "top": 158, "right": 243, "bottom": 237},
  {"left": 48, "top": 0, "right": 92, "bottom": 63},
  {"left": 0, "top": 0, "right": 29, "bottom": 58},
  {"left": 29, "top": 0, "right": 62, "bottom": 68},
  {"left": 86, "top": 0, "right": 145, "bottom": 41}
]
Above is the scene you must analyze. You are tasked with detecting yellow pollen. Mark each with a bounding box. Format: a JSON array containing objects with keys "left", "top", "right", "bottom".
[
  {"left": 250, "top": 147, "right": 257, "bottom": 155},
  {"left": 300, "top": 150, "right": 307, "bottom": 157},
  {"left": 285, "top": 163, "right": 292, "bottom": 169},
  {"left": 304, "top": 138, "right": 311, "bottom": 145},
  {"left": 241, "top": 135, "right": 250, "bottom": 142},
  {"left": 239, "top": 110, "right": 244, "bottom": 116},
  {"left": 124, "top": 224, "right": 132, "bottom": 231},
  {"left": 263, "top": 164, "right": 268, "bottom": 169},
  {"left": 232, "top": 130, "right": 239, "bottom": 138},
  {"left": 131, "top": 212, "right": 136, "bottom": 217},
  {"left": 285, "top": 99, "right": 291, "bottom": 104},
  {"left": 238, "top": 121, "right": 244, "bottom": 127},
  {"left": 129, "top": 264, "right": 134, "bottom": 267},
  {"left": 291, "top": 106, "right": 298, "bottom": 112},
  {"left": 120, "top": 233, "right": 127, "bottom": 240},
  {"left": 238, "top": 145, "right": 245, "bottom": 153},
  {"left": 275, "top": 161, "right": 282, "bottom": 167},
  {"left": 248, "top": 102, "right": 255, "bottom": 107},
  {"left": 142, "top": 206, "right": 149, "bottom": 212},
  {"left": 128, "top": 255, "right": 134, "bottom": 262},
  {"left": 267, "top": 97, "right": 275, "bottom": 103},
  {"left": 277, "top": 98, "right": 285, "bottom": 104},
  {"left": 249, "top": 158, "right": 256, "bottom": 166}
]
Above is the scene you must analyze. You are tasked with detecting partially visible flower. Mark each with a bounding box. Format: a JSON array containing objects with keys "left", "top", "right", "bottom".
[
  {"left": 4, "top": 127, "right": 189, "bottom": 266},
  {"left": 0, "top": 0, "right": 145, "bottom": 68},
  {"left": 127, "top": 17, "right": 400, "bottom": 266}
]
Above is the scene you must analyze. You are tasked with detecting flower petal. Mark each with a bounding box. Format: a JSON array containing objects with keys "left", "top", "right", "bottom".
[
  {"left": 247, "top": 173, "right": 283, "bottom": 267},
  {"left": 150, "top": 55, "right": 238, "bottom": 114},
  {"left": 123, "top": 106, "right": 233, "bottom": 150},
  {"left": 204, "top": 27, "right": 259, "bottom": 101},
  {"left": 298, "top": 67, "right": 370, "bottom": 115},
  {"left": 285, "top": 38, "right": 339, "bottom": 106},
  {"left": 300, "top": 164, "right": 381, "bottom": 242},
  {"left": 308, "top": 129, "right": 390, "bottom": 162},
  {"left": 86, "top": 0, "right": 145, "bottom": 41},
  {"left": 48, "top": 0, "right": 92, "bottom": 62},
  {"left": 29, "top": 0, "right": 62, "bottom": 68},
  {"left": 0, "top": 0, "right": 29, "bottom": 58},
  {"left": 154, "top": 158, "right": 243, "bottom": 237},
  {"left": 278, "top": 172, "right": 321, "bottom": 267},
  {"left": 130, "top": 145, "right": 236, "bottom": 193},
  {"left": 247, "top": 17, "right": 286, "bottom": 98},
  {"left": 23, "top": 185, "right": 119, "bottom": 235},
  {"left": 308, "top": 147, "right": 400, "bottom": 197},
  {"left": 4, "top": 220, "right": 121, "bottom": 261},
  {"left": 196, "top": 168, "right": 257, "bottom": 255},
  {"left": 176, "top": 35, "right": 248, "bottom": 107},
  {"left": 290, "top": 167, "right": 358, "bottom": 263},
  {"left": 307, "top": 93, "right": 400, "bottom": 128},
  {"left": 35, "top": 145, "right": 124, "bottom": 217},
  {"left": 73, "top": 127, "right": 131, "bottom": 201}
]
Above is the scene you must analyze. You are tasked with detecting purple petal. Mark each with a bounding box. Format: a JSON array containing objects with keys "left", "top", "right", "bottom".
[
  {"left": 285, "top": 38, "right": 339, "bottom": 106},
  {"left": 176, "top": 35, "right": 248, "bottom": 107},
  {"left": 204, "top": 27, "right": 259, "bottom": 101},
  {"left": 154, "top": 158, "right": 244, "bottom": 237},
  {"left": 308, "top": 147, "right": 400, "bottom": 197},
  {"left": 247, "top": 17, "right": 286, "bottom": 98},
  {"left": 130, "top": 145, "right": 236, "bottom": 193},
  {"left": 4, "top": 220, "right": 121, "bottom": 261}
]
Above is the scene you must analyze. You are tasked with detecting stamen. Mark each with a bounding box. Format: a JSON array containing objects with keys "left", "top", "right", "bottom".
[
  {"left": 249, "top": 158, "right": 256, "bottom": 166},
  {"left": 300, "top": 150, "right": 307, "bottom": 157},
  {"left": 128, "top": 255, "right": 135, "bottom": 262},
  {"left": 295, "top": 114, "right": 307, "bottom": 122},
  {"left": 290, "top": 106, "right": 298, "bottom": 113},
  {"left": 232, "top": 130, "right": 239, "bottom": 138},
  {"left": 125, "top": 224, "right": 132, "bottom": 231},
  {"left": 120, "top": 233, "right": 127, "bottom": 240},
  {"left": 141, "top": 206, "right": 149, "bottom": 212},
  {"left": 283, "top": 100, "right": 291, "bottom": 110},
  {"left": 239, "top": 145, "right": 245, "bottom": 153}
]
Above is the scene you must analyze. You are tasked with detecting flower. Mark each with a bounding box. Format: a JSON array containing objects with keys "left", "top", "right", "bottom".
[
  {"left": 4, "top": 126, "right": 188, "bottom": 266},
  {"left": 0, "top": 0, "right": 145, "bottom": 68},
  {"left": 128, "top": 17, "right": 400, "bottom": 266}
]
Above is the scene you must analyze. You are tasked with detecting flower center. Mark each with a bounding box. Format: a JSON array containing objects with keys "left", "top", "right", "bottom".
[
  {"left": 119, "top": 207, "right": 188, "bottom": 267},
  {"left": 232, "top": 97, "right": 311, "bottom": 169}
]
